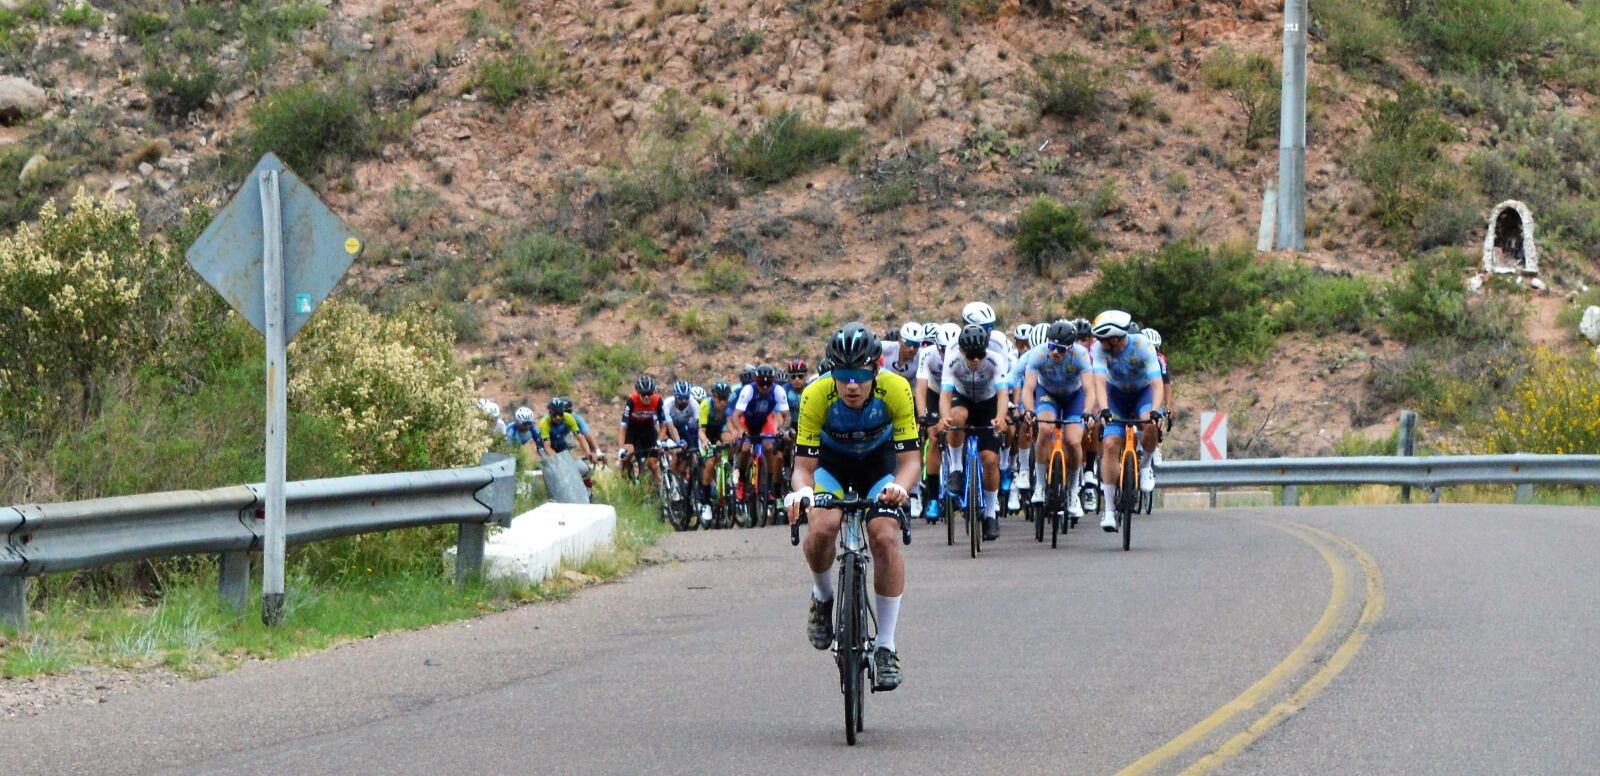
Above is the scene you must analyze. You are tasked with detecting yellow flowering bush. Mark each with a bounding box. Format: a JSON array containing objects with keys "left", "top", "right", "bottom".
[
  {"left": 0, "top": 191, "right": 190, "bottom": 429},
  {"left": 290, "top": 299, "right": 491, "bottom": 473},
  {"left": 1488, "top": 348, "right": 1600, "bottom": 455}
]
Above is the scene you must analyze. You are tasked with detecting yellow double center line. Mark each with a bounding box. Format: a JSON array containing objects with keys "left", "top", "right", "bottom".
[{"left": 1116, "top": 520, "right": 1386, "bottom": 776}]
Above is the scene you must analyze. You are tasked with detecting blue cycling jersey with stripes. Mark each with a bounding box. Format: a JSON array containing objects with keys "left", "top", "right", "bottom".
[
  {"left": 1026, "top": 343, "right": 1093, "bottom": 395},
  {"left": 1090, "top": 333, "right": 1162, "bottom": 391}
]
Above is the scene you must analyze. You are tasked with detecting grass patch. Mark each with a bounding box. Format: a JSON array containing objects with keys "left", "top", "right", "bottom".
[
  {"left": 697, "top": 255, "right": 748, "bottom": 294},
  {"left": 58, "top": 2, "right": 101, "bottom": 27},
  {"left": 860, "top": 179, "right": 917, "bottom": 214},
  {"left": 0, "top": 475, "right": 666, "bottom": 679},
  {"left": 727, "top": 110, "right": 861, "bottom": 186},
  {"left": 1353, "top": 82, "right": 1461, "bottom": 242},
  {"left": 577, "top": 341, "right": 650, "bottom": 399},
  {"left": 496, "top": 232, "right": 605, "bottom": 304},
  {"left": 238, "top": 81, "right": 405, "bottom": 178},
  {"left": 473, "top": 45, "right": 565, "bottom": 107}
]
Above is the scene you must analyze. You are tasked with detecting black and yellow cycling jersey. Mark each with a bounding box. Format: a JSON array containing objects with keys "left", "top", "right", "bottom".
[{"left": 795, "top": 371, "right": 919, "bottom": 462}]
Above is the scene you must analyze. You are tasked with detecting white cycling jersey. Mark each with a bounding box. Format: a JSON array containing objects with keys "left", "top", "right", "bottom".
[
  {"left": 880, "top": 341, "right": 921, "bottom": 382},
  {"left": 941, "top": 351, "right": 1009, "bottom": 402},
  {"left": 915, "top": 346, "right": 947, "bottom": 386}
]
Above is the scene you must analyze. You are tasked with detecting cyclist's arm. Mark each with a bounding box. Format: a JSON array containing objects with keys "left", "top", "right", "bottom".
[
  {"left": 1021, "top": 370, "right": 1039, "bottom": 414},
  {"left": 791, "top": 452, "right": 818, "bottom": 493},
  {"left": 938, "top": 386, "right": 954, "bottom": 425},
  {"left": 914, "top": 376, "right": 930, "bottom": 417},
  {"left": 994, "top": 382, "right": 1010, "bottom": 428},
  {"left": 893, "top": 447, "right": 921, "bottom": 496},
  {"left": 617, "top": 410, "right": 629, "bottom": 451}
]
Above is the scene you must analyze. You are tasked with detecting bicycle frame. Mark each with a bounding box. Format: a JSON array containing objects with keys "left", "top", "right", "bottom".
[
  {"left": 1032, "top": 416, "right": 1077, "bottom": 548},
  {"left": 941, "top": 424, "right": 990, "bottom": 558}
]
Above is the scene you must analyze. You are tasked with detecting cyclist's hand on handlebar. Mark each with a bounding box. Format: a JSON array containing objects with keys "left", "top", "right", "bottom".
[
  {"left": 993, "top": 416, "right": 1008, "bottom": 434},
  {"left": 1098, "top": 409, "right": 1113, "bottom": 423},
  {"left": 785, "top": 487, "right": 812, "bottom": 526},
  {"left": 877, "top": 482, "right": 909, "bottom": 507}
]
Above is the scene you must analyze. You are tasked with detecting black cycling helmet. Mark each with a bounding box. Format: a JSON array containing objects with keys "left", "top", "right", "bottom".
[
  {"left": 738, "top": 363, "right": 757, "bottom": 384},
  {"left": 711, "top": 380, "right": 731, "bottom": 399},
  {"left": 957, "top": 324, "right": 989, "bottom": 358},
  {"left": 555, "top": 396, "right": 574, "bottom": 413},
  {"left": 817, "top": 356, "right": 835, "bottom": 375},
  {"left": 1046, "top": 320, "right": 1076, "bottom": 345},
  {"left": 547, "top": 397, "right": 563, "bottom": 416},
  {"left": 755, "top": 363, "right": 777, "bottom": 384},
  {"left": 1072, "top": 318, "right": 1093, "bottom": 341},
  {"left": 635, "top": 375, "right": 656, "bottom": 396},
  {"left": 826, "top": 322, "right": 881, "bottom": 370},
  {"left": 672, "top": 379, "right": 691, "bottom": 398}
]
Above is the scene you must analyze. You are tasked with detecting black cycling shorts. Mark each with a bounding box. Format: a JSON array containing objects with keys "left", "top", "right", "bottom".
[
  {"left": 950, "top": 394, "right": 1001, "bottom": 454},
  {"left": 625, "top": 424, "right": 659, "bottom": 452}
]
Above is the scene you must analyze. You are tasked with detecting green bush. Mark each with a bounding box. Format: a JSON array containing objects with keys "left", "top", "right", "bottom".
[
  {"left": 1030, "top": 52, "right": 1103, "bottom": 121},
  {"left": 1369, "top": 340, "right": 1515, "bottom": 423},
  {"left": 1070, "top": 241, "right": 1288, "bottom": 371},
  {"left": 1383, "top": 249, "right": 1522, "bottom": 345},
  {"left": 1014, "top": 196, "right": 1097, "bottom": 275},
  {"left": 1400, "top": 0, "right": 1528, "bottom": 73},
  {"left": 241, "top": 81, "right": 383, "bottom": 177},
  {"left": 474, "top": 47, "right": 564, "bottom": 107},
  {"left": 119, "top": 11, "right": 169, "bottom": 40},
  {"left": 860, "top": 180, "right": 917, "bottom": 214},
  {"left": 497, "top": 232, "right": 603, "bottom": 303},
  {"left": 727, "top": 110, "right": 861, "bottom": 186},
  {"left": 144, "top": 59, "right": 223, "bottom": 120},
  {"left": 1353, "top": 82, "right": 1460, "bottom": 237},
  {"left": 1201, "top": 46, "right": 1279, "bottom": 149},
  {"left": 1289, "top": 273, "right": 1382, "bottom": 335},
  {"left": 1314, "top": 0, "right": 1402, "bottom": 72}
]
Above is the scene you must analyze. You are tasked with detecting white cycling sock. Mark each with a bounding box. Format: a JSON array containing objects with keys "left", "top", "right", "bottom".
[
  {"left": 983, "top": 488, "right": 998, "bottom": 518},
  {"left": 813, "top": 571, "right": 834, "bottom": 602},
  {"left": 1069, "top": 467, "right": 1080, "bottom": 494},
  {"left": 1036, "top": 461, "right": 1047, "bottom": 487},
  {"left": 1102, "top": 482, "right": 1117, "bottom": 508},
  {"left": 999, "top": 448, "right": 1010, "bottom": 471},
  {"left": 874, "top": 594, "right": 901, "bottom": 651}
]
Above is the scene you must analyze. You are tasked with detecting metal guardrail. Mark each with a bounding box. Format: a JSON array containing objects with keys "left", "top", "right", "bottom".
[
  {"left": 1158, "top": 454, "right": 1600, "bottom": 505},
  {"left": 0, "top": 454, "right": 516, "bottom": 631}
]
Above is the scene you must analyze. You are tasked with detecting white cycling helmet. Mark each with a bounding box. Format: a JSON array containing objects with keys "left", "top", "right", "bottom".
[
  {"left": 478, "top": 398, "right": 500, "bottom": 419},
  {"left": 962, "top": 301, "right": 996, "bottom": 328},
  {"left": 934, "top": 322, "right": 961, "bottom": 349},
  {"left": 1091, "top": 310, "right": 1135, "bottom": 339},
  {"left": 1012, "top": 323, "right": 1034, "bottom": 342},
  {"left": 1027, "top": 324, "right": 1048, "bottom": 350},
  {"left": 922, "top": 322, "right": 939, "bottom": 342},
  {"left": 1143, "top": 328, "right": 1163, "bottom": 349},
  {"left": 689, "top": 385, "right": 708, "bottom": 403},
  {"left": 899, "top": 321, "right": 926, "bottom": 344},
  {"left": 514, "top": 406, "right": 535, "bottom": 423}
]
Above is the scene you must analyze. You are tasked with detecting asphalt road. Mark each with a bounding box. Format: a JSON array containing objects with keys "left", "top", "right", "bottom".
[{"left": 5, "top": 504, "right": 1600, "bottom": 775}]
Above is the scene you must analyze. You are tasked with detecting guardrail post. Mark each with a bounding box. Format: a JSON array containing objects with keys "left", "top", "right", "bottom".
[
  {"left": 1514, "top": 482, "right": 1534, "bottom": 504},
  {"left": 1, "top": 576, "right": 25, "bottom": 633},
  {"left": 218, "top": 551, "right": 250, "bottom": 611},
  {"left": 1281, "top": 485, "right": 1299, "bottom": 507},
  {"left": 1397, "top": 409, "right": 1417, "bottom": 503},
  {"left": 456, "top": 522, "right": 485, "bottom": 586}
]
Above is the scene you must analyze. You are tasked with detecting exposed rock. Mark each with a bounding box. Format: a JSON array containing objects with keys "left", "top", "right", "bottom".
[
  {"left": 109, "top": 177, "right": 130, "bottom": 193},
  {"left": 123, "top": 90, "right": 148, "bottom": 110},
  {"left": 610, "top": 99, "right": 635, "bottom": 122},
  {"left": 18, "top": 153, "right": 47, "bottom": 185},
  {"left": 1529, "top": 277, "right": 1547, "bottom": 291},
  {"left": 137, "top": 162, "right": 154, "bottom": 177},
  {"left": 0, "top": 77, "right": 47, "bottom": 124},
  {"left": 1580, "top": 306, "right": 1600, "bottom": 344}
]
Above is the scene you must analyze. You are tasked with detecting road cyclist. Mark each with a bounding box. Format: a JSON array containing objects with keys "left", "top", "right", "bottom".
[
  {"left": 913, "top": 322, "right": 961, "bottom": 524},
  {"left": 617, "top": 375, "right": 679, "bottom": 488},
  {"left": 1088, "top": 310, "right": 1166, "bottom": 532},
  {"left": 1020, "top": 320, "right": 1096, "bottom": 524},
  {"left": 786, "top": 322, "right": 921, "bottom": 697},
  {"left": 929, "top": 323, "right": 1011, "bottom": 543},
  {"left": 732, "top": 363, "right": 791, "bottom": 524}
]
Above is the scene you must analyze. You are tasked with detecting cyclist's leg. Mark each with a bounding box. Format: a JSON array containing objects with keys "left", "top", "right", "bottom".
[
  {"left": 1100, "top": 387, "right": 1136, "bottom": 527},
  {"left": 802, "top": 467, "right": 848, "bottom": 588},
  {"left": 861, "top": 472, "right": 905, "bottom": 663},
  {"left": 946, "top": 404, "right": 970, "bottom": 469}
]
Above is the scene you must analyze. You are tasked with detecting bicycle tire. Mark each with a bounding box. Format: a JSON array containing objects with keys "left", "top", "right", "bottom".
[
  {"left": 1033, "top": 490, "right": 1045, "bottom": 543},
  {"left": 945, "top": 493, "right": 955, "bottom": 546},
  {"left": 839, "top": 557, "right": 862, "bottom": 746},
  {"left": 967, "top": 467, "right": 980, "bottom": 559},
  {"left": 1120, "top": 453, "right": 1137, "bottom": 552},
  {"left": 1050, "top": 449, "right": 1067, "bottom": 549},
  {"left": 753, "top": 457, "right": 768, "bottom": 528}
]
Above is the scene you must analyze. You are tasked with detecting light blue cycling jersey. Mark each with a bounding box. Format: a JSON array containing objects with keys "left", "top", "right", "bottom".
[
  {"left": 1027, "top": 343, "right": 1093, "bottom": 396},
  {"left": 571, "top": 413, "right": 592, "bottom": 435},
  {"left": 1090, "top": 333, "right": 1162, "bottom": 391},
  {"left": 1007, "top": 343, "right": 1039, "bottom": 389}
]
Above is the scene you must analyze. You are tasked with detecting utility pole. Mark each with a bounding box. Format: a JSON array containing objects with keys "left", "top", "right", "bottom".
[{"left": 1275, "top": 0, "right": 1307, "bottom": 251}]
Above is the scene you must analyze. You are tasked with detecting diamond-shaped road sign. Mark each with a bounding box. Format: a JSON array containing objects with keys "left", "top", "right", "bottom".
[{"left": 185, "top": 153, "right": 364, "bottom": 342}]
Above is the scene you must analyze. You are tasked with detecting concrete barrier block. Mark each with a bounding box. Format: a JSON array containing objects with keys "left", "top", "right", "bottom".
[{"left": 444, "top": 503, "right": 616, "bottom": 586}]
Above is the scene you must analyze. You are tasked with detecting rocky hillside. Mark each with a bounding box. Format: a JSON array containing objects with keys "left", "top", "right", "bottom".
[{"left": 3, "top": 0, "right": 1598, "bottom": 456}]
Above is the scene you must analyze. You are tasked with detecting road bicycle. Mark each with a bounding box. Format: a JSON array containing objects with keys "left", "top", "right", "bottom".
[
  {"left": 791, "top": 492, "right": 911, "bottom": 746},
  {"left": 941, "top": 424, "right": 991, "bottom": 559},
  {"left": 737, "top": 434, "right": 776, "bottom": 528},
  {"left": 702, "top": 443, "right": 736, "bottom": 529},
  {"left": 1098, "top": 415, "right": 1163, "bottom": 552},
  {"left": 1032, "top": 415, "right": 1080, "bottom": 549},
  {"left": 656, "top": 443, "right": 695, "bottom": 531}
]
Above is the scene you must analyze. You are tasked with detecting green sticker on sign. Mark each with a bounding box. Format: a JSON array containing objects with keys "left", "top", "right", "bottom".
[{"left": 295, "top": 293, "right": 312, "bottom": 315}]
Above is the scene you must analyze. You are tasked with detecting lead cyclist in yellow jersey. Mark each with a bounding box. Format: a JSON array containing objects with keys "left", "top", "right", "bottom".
[{"left": 785, "top": 322, "right": 921, "bottom": 691}]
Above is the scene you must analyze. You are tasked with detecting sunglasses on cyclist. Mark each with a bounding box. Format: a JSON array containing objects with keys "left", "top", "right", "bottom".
[
  {"left": 833, "top": 367, "right": 876, "bottom": 385},
  {"left": 1046, "top": 342, "right": 1071, "bottom": 353}
]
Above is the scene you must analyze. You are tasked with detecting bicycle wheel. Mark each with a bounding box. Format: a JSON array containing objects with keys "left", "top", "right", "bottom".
[
  {"left": 1120, "top": 453, "right": 1137, "bottom": 552},
  {"left": 967, "top": 464, "right": 981, "bottom": 558},
  {"left": 1033, "top": 488, "right": 1046, "bottom": 543},
  {"left": 1049, "top": 450, "right": 1066, "bottom": 549},
  {"left": 838, "top": 557, "right": 862, "bottom": 746}
]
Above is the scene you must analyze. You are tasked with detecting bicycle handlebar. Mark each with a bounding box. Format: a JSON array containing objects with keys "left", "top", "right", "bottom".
[{"left": 791, "top": 496, "right": 912, "bottom": 547}]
